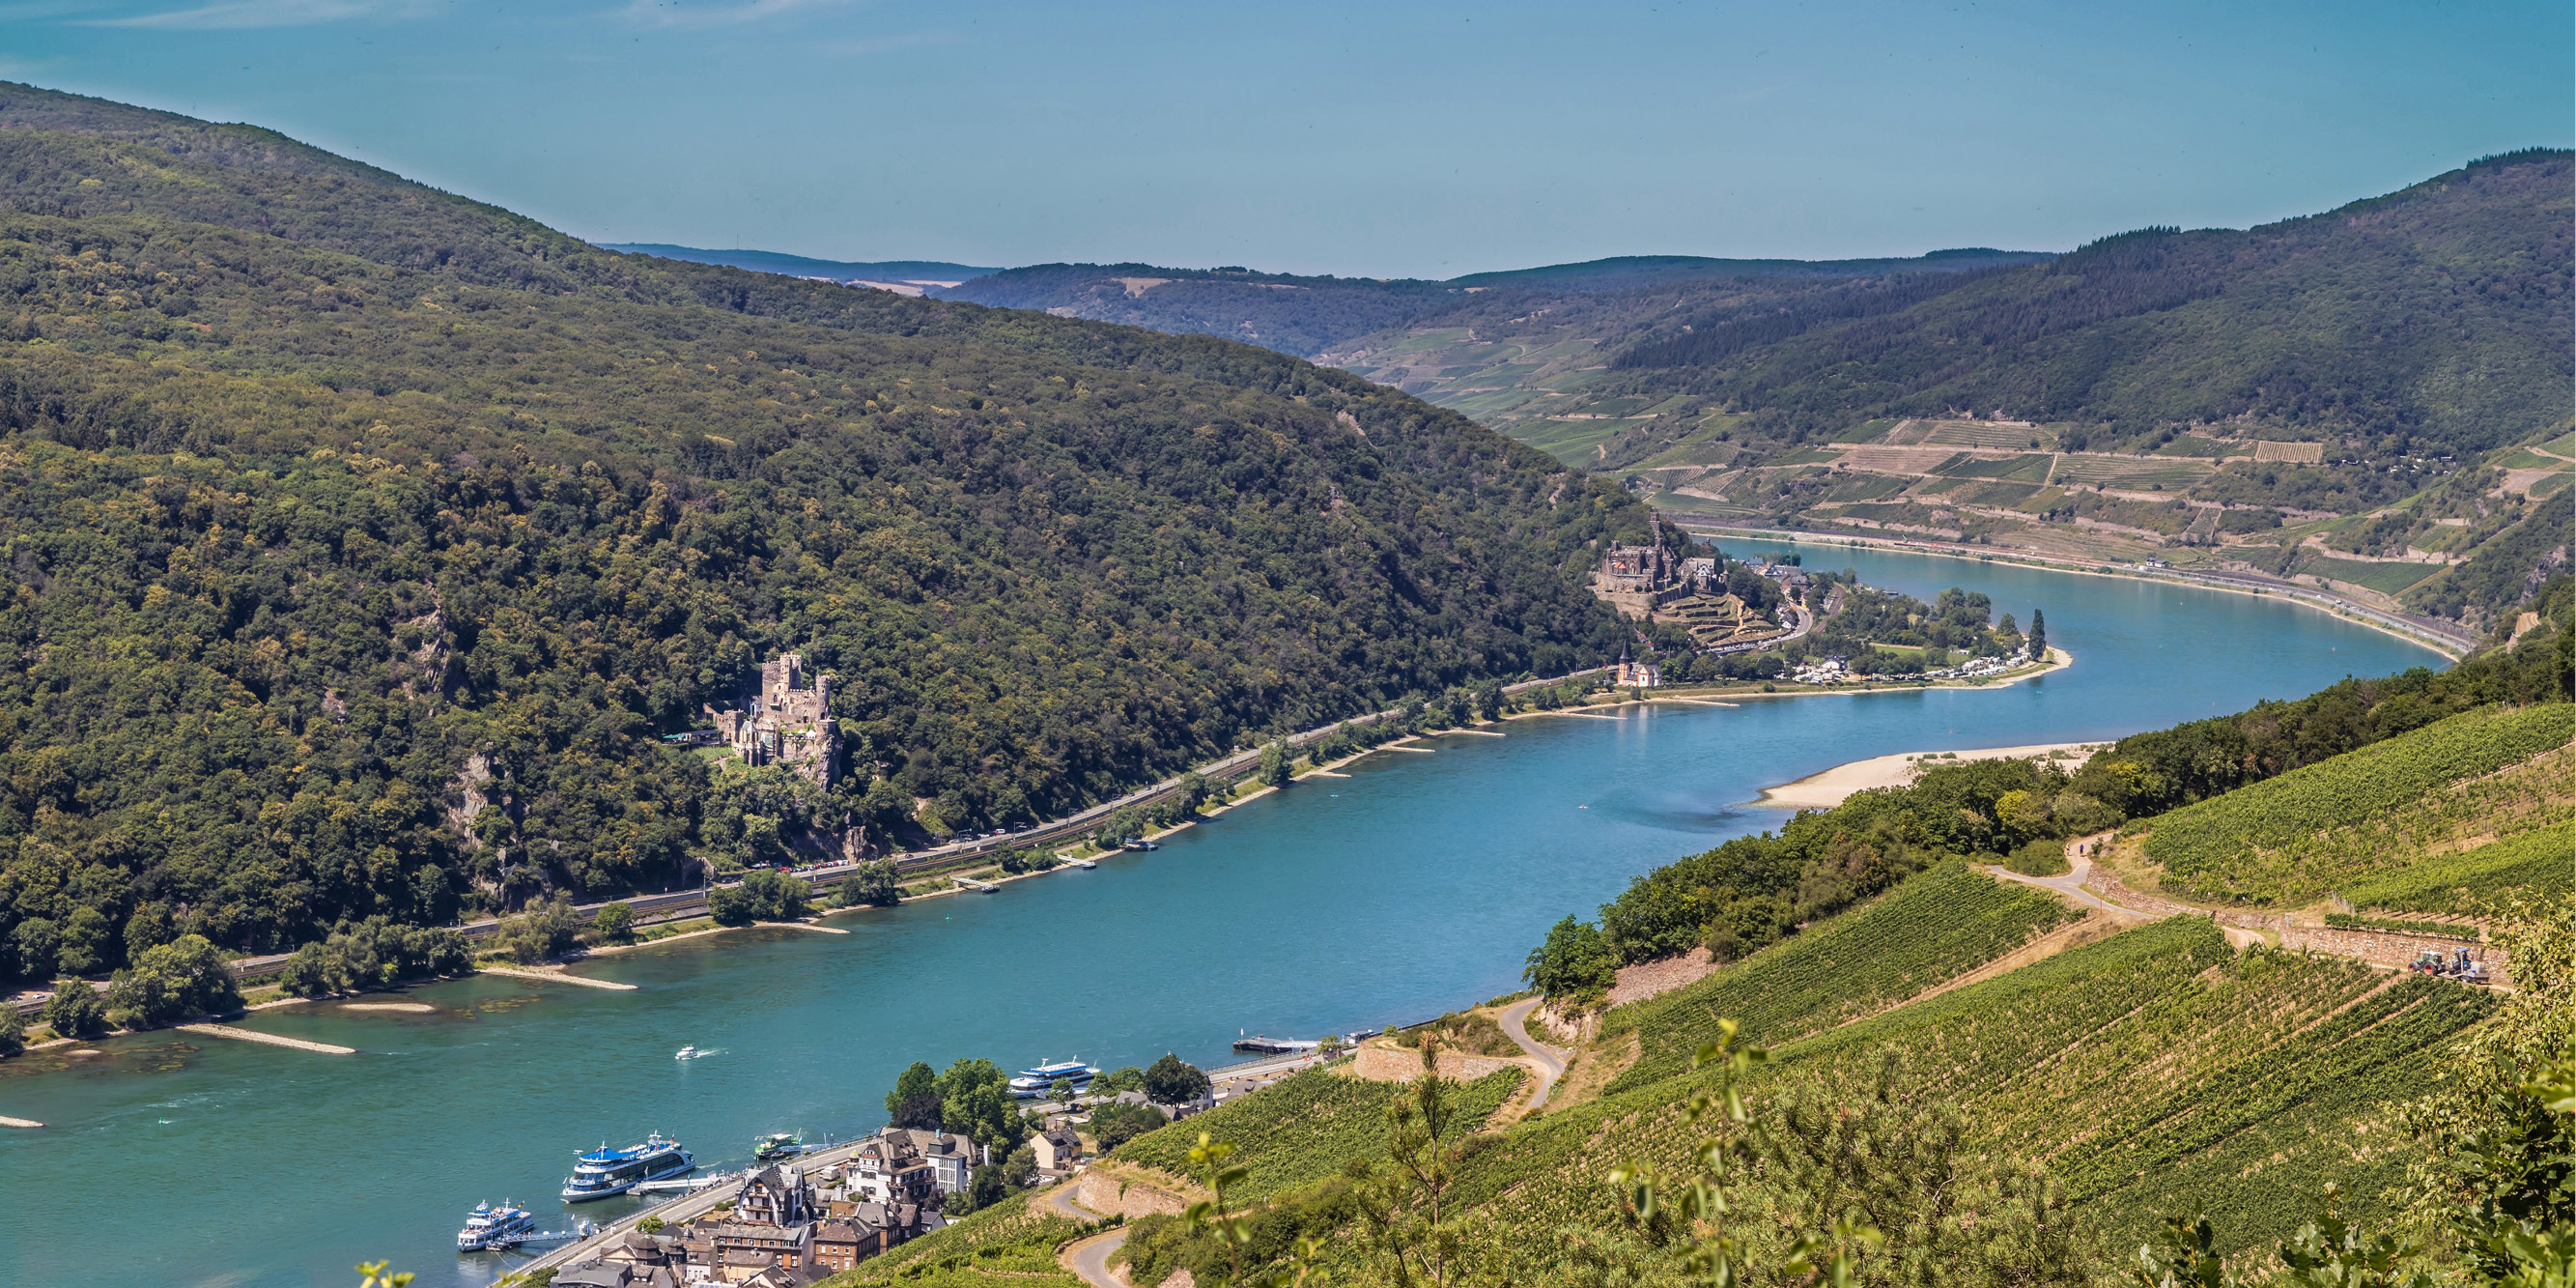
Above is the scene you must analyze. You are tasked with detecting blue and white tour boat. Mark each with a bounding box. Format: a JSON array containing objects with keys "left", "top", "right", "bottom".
[{"left": 560, "top": 1132, "right": 694, "bottom": 1201}]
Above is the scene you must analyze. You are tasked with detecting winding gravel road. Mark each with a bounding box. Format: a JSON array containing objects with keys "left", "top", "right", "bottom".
[
  {"left": 1048, "top": 1183, "right": 1127, "bottom": 1288},
  {"left": 1497, "top": 997, "right": 1570, "bottom": 1110}
]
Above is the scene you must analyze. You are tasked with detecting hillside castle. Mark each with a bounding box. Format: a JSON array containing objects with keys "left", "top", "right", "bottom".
[{"left": 709, "top": 653, "right": 840, "bottom": 788}]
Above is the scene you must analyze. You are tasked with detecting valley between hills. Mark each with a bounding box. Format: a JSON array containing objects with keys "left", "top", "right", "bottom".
[{"left": 0, "top": 77, "right": 2564, "bottom": 1288}]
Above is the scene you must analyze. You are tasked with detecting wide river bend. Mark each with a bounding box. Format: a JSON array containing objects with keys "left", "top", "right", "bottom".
[{"left": 0, "top": 538, "right": 2444, "bottom": 1287}]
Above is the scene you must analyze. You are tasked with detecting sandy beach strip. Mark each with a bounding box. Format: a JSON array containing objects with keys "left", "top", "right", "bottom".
[{"left": 1757, "top": 741, "right": 2109, "bottom": 811}]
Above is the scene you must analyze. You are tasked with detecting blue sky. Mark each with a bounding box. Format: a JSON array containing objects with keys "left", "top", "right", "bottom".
[{"left": 3, "top": 0, "right": 2566, "bottom": 277}]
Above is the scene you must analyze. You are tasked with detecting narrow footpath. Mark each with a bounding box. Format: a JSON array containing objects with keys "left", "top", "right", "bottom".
[
  {"left": 1496, "top": 998, "right": 1568, "bottom": 1110},
  {"left": 1048, "top": 1185, "right": 1126, "bottom": 1288},
  {"left": 1992, "top": 838, "right": 2324, "bottom": 953}
]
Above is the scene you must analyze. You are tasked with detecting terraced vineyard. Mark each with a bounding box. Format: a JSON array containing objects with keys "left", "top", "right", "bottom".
[
  {"left": 1443, "top": 913, "right": 2493, "bottom": 1266},
  {"left": 834, "top": 1191, "right": 1086, "bottom": 1286},
  {"left": 2339, "top": 820, "right": 2576, "bottom": 914},
  {"left": 2142, "top": 702, "right": 2574, "bottom": 903},
  {"left": 1603, "top": 861, "right": 2078, "bottom": 1093},
  {"left": 1774, "top": 916, "right": 2496, "bottom": 1251},
  {"left": 1935, "top": 452, "right": 2056, "bottom": 482},
  {"left": 1923, "top": 420, "right": 2052, "bottom": 449},
  {"left": 2050, "top": 454, "right": 2216, "bottom": 489},
  {"left": 2297, "top": 553, "right": 2448, "bottom": 596},
  {"left": 1112, "top": 1066, "right": 1522, "bottom": 1202}
]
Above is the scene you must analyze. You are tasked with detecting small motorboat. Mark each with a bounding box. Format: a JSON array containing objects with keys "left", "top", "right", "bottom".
[
  {"left": 674, "top": 1045, "right": 701, "bottom": 1060},
  {"left": 753, "top": 1131, "right": 805, "bottom": 1162}
]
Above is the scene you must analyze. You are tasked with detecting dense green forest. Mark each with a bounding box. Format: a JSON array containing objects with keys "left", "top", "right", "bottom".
[
  {"left": 0, "top": 82, "right": 1661, "bottom": 972},
  {"left": 933, "top": 251, "right": 2043, "bottom": 361},
  {"left": 1603, "top": 151, "right": 2574, "bottom": 459}
]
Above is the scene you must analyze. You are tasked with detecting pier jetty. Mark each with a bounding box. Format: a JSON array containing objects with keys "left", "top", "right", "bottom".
[
  {"left": 176, "top": 1023, "right": 356, "bottom": 1055},
  {"left": 479, "top": 966, "right": 637, "bottom": 991},
  {"left": 1231, "top": 1035, "right": 1322, "bottom": 1055}
]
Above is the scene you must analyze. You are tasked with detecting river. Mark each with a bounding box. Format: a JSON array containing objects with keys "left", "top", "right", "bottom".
[{"left": 0, "top": 539, "right": 2444, "bottom": 1287}]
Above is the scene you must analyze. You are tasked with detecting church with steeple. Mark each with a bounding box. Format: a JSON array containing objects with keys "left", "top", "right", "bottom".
[{"left": 1611, "top": 641, "right": 1662, "bottom": 689}]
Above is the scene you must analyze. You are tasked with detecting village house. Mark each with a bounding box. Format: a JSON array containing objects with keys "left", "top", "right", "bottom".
[
  {"left": 848, "top": 1128, "right": 979, "bottom": 1202},
  {"left": 737, "top": 1164, "right": 817, "bottom": 1225},
  {"left": 597, "top": 1229, "right": 691, "bottom": 1284},
  {"left": 808, "top": 1220, "right": 870, "bottom": 1274},
  {"left": 710, "top": 1221, "right": 812, "bottom": 1278},
  {"left": 1033, "top": 1126, "right": 1084, "bottom": 1174}
]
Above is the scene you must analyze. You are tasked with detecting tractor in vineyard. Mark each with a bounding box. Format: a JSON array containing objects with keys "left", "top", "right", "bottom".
[{"left": 2406, "top": 947, "right": 2493, "bottom": 985}]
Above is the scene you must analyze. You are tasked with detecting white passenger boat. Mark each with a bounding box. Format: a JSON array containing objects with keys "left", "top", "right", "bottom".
[
  {"left": 456, "top": 1201, "right": 536, "bottom": 1251},
  {"left": 561, "top": 1132, "right": 694, "bottom": 1201},
  {"left": 1009, "top": 1058, "right": 1099, "bottom": 1098}
]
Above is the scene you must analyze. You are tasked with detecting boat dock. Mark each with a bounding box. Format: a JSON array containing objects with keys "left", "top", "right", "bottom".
[
  {"left": 512, "top": 1220, "right": 598, "bottom": 1246},
  {"left": 501, "top": 1138, "right": 877, "bottom": 1283},
  {"left": 953, "top": 875, "right": 999, "bottom": 893},
  {"left": 1231, "top": 1035, "right": 1321, "bottom": 1054},
  {"left": 629, "top": 1176, "right": 727, "bottom": 1195}
]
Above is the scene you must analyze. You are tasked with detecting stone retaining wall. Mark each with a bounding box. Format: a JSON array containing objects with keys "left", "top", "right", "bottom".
[
  {"left": 2086, "top": 871, "right": 2509, "bottom": 987},
  {"left": 1076, "top": 1167, "right": 1191, "bottom": 1218},
  {"left": 2280, "top": 925, "right": 2509, "bottom": 985},
  {"left": 1350, "top": 1045, "right": 1519, "bottom": 1083}
]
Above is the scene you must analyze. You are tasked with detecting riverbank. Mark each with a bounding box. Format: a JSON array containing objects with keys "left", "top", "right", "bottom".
[
  {"left": 1506, "top": 645, "right": 2070, "bottom": 720},
  {"left": 0, "top": 554, "right": 2447, "bottom": 1286},
  {"left": 1685, "top": 524, "right": 2476, "bottom": 658},
  {"left": 1756, "top": 740, "right": 2111, "bottom": 811}
]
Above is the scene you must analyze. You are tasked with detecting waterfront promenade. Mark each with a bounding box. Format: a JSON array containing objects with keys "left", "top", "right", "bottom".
[{"left": 507, "top": 1136, "right": 872, "bottom": 1281}]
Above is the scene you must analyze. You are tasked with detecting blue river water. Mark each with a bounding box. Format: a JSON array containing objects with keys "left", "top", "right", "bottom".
[{"left": 0, "top": 539, "right": 2443, "bottom": 1287}]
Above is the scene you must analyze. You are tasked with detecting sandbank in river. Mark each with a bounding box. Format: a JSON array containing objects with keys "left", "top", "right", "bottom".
[{"left": 1757, "top": 740, "right": 2109, "bottom": 810}]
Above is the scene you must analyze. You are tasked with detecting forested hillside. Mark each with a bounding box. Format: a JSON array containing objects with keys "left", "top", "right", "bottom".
[
  {"left": 0, "top": 82, "right": 1656, "bottom": 970},
  {"left": 1332, "top": 155, "right": 2574, "bottom": 631},
  {"left": 933, "top": 250, "right": 2042, "bottom": 362}
]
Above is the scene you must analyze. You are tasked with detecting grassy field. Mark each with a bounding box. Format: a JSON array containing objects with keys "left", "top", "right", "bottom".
[
  {"left": 2298, "top": 552, "right": 2447, "bottom": 595},
  {"left": 2139, "top": 702, "right": 2573, "bottom": 904}
]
